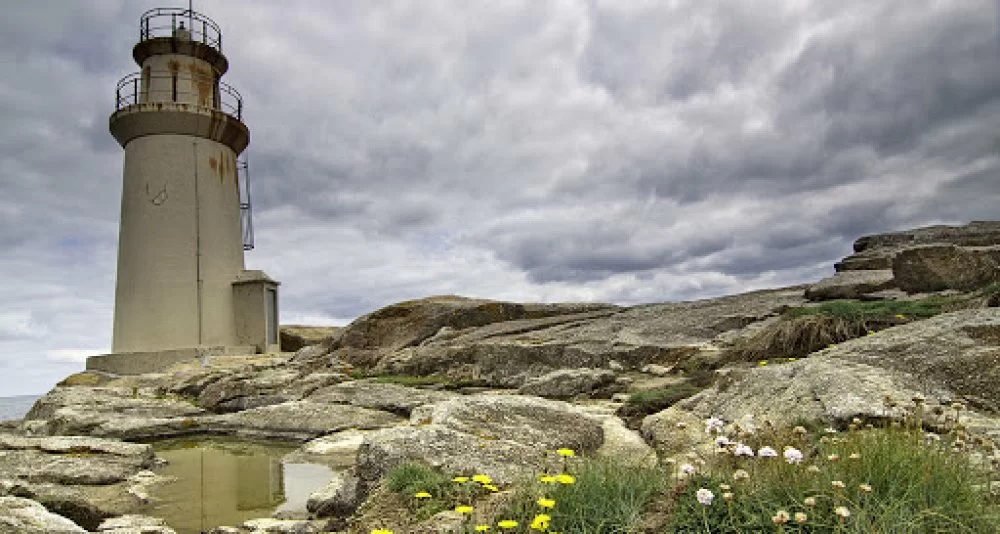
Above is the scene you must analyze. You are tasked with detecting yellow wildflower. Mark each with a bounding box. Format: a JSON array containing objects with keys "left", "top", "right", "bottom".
[
  {"left": 758, "top": 360, "right": 768, "bottom": 366},
  {"left": 371, "top": 530, "right": 393, "bottom": 534},
  {"left": 414, "top": 491, "right": 432, "bottom": 499},
  {"left": 530, "top": 514, "right": 551, "bottom": 530},
  {"left": 472, "top": 474, "right": 493, "bottom": 485},
  {"left": 475, "top": 526, "right": 490, "bottom": 532},
  {"left": 483, "top": 484, "right": 499, "bottom": 492},
  {"left": 455, "top": 505, "right": 474, "bottom": 514},
  {"left": 555, "top": 473, "right": 576, "bottom": 484},
  {"left": 556, "top": 448, "right": 576, "bottom": 457},
  {"left": 538, "top": 474, "right": 556, "bottom": 484},
  {"left": 537, "top": 497, "right": 555, "bottom": 508},
  {"left": 453, "top": 476, "right": 469, "bottom": 483},
  {"left": 497, "top": 520, "right": 518, "bottom": 529}
]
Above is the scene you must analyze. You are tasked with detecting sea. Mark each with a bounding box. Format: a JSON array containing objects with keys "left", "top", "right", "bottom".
[{"left": 0, "top": 394, "right": 41, "bottom": 422}]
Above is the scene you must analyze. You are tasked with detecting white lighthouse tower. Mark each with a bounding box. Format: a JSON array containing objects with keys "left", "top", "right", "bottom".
[{"left": 94, "top": 7, "right": 279, "bottom": 371}]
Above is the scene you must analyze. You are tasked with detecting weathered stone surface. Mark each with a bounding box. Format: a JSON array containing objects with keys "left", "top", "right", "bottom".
[
  {"left": 0, "top": 496, "right": 86, "bottom": 533},
  {"left": 197, "top": 367, "right": 344, "bottom": 412},
  {"left": 516, "top": 368, "right": 619, "bottom": 399},
  {"left": 829, "top": 308, "right": 1000, "bottom": 412},
  {"left": 411, "top": 395, "right": 604, "bottom": 452},
  {"left": 358, "top": 395, "right": 604, "bottom": 487},
  {"left": 804, "top": 270, "right": 896, "bottom": 301},
  {"left": 280, "top": 325, "right": 340, "bottom": 353},
  {"left": 96, "top": 514, "right": 176, "bottom": 533},
  {"left": 0, "top": 435, "right": 161, "bottom": 530},
  {"left": 644, "top": 308, "right": 1000, "bottom": 454},
  {"left": 834, "top": 250, "right": 895, "bottom": 272},
  {"left": 25, "top": 387, "right": 204, "bottom": 423},
  {"left": 305, "top": 469, "right": 360, "bottom": 518},
  {"left": 0, "top": 435, "right": 153, "bottom": 486},
  {"left": 353, "top": 287, "right": 806, "bottom": 386},
  {"left": 307, "top": 380, "right": 457, "bottom": 416},
  {"left": 204, "top": 401, "right": 404, "bottom": 441},
  {"left": 853, "top": 221, "right": 1000, "bottom": 252},
  {"left": 0, "top": 481, "right": 145, "bottom": 531},
  {"left": 357, "top": 425, "right": 540, "bottom": 487},
  {"left": 302, "top": 296, "right": 617, "bottom": 365},
  {"left": 20, "top": 387, "right": 207, "bottom": 440},
  {"left": 893, "top": 245, "right": 1000, "bottom": 293},
  {"left": 591, "top": 411, "right": 657, "bottom": 467}
]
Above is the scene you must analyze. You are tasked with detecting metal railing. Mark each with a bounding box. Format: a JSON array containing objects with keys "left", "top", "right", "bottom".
[
  {"left": 140, "top": 7, "right": 223, "bottom": 52},
  {"left": 114, "top": 71, "right": 244, "bottom": 121}
]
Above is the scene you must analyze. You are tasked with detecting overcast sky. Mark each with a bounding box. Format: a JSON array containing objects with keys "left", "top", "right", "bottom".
[{"left": 1, "top": 0, "right": 997, "bottom": 396}]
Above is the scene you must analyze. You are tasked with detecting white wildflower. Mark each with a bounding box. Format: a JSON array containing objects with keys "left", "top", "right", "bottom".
[{"left": 783, "top": 447, "right": 804, "bottom": 464}]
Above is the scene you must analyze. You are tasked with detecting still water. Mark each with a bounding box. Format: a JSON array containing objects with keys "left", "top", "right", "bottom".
[{"left": 150, "top": 438, "right": 335, "bottom": 534}]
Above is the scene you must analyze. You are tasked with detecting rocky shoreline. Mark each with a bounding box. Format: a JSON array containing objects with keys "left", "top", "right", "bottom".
[{"left": 2, "top": 221, "right": 1000, "bottom": 533}]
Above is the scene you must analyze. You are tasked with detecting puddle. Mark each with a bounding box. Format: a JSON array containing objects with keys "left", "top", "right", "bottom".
[{"left": 149, "top": 437, "right": 335, "bottom": 534}]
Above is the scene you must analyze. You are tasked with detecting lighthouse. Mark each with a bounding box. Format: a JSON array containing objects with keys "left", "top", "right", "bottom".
[{"left": 98, "top": 7, "right": 279, "bottom": 368}]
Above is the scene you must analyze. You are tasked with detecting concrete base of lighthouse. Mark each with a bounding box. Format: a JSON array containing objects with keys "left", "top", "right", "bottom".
[
  {"left": 85, "top": 344, "right": 259, "bottom": 375},
  {"left": 88, "top": 267, "right": 282, "bottom": 376}
]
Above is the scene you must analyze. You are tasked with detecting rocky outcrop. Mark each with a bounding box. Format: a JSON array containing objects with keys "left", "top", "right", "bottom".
[
  {"left": 814, "top": 221, "right": 1000, "bottom": 300},
  {"left": 0, "top": 496, "right": 86, "bottom": 533},
  {"left": 306, "top": 469, "right": 360, "bottom": 518},
  {"left": 516, "top": 368, "right": 620, "bottom": 399},
  {"left": 279, "top": 325, "right": 340, "bottom": 353},
  {"left": 318, "top": 287, "right": 806, "bottom": 387},
  {"left": 203, "top": 400, "right": 404, "bottom": 441},
  {"left": 852, "top": 221, "right": 1000, "bottom": 252},
  {"left": 196, "top": 366, "right": 345, "bottom": 412},
  {"left": 358, "top": 395, "right": 604, "bottom": 487},
  {"left": 804, "top": 270, "right": 896, "bottom": 301},
  {"left": 893, "top": 245, "right": 1000, "bottom": 293},
  {"left": 644, "top": 308, "right": 1000, "bottom": 455},
  {"left": 0, "top": 435, "right": 162, "bottom": 530},
  {"left": 296, "top": 296, "right": 618, "bottom": 370}
]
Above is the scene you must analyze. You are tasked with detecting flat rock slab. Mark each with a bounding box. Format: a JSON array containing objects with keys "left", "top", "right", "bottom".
[
  {"left": 0, "top": 435, "right": 154, "bottom": 486},
  {"left": 205, "top": 400, "right": 405, "bottom": 440},
  {"left": 25, "top": 387, "right": 205, "bottom": 423}
]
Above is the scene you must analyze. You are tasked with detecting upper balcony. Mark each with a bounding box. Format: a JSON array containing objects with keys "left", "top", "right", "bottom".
[
  {"left": 114, "top": 71, "right": 244, "bottom": 121},
  {"left": 133, "top": 8, "right": 229, "bottom": 74}
]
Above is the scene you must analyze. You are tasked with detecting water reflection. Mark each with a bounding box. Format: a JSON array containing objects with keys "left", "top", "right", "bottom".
[{"left": 150, "top": 438, "right": 334, "bottom": 534}]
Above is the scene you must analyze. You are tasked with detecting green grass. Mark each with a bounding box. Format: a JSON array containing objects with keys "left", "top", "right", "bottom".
[
  {"left": 498, "top": 457, "right": 666, "bottom": 533},
  {"left": 667, "top": 423, "right": 1000, "bottom": 533}
]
